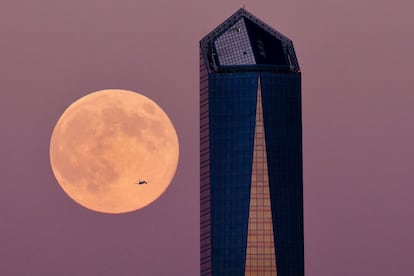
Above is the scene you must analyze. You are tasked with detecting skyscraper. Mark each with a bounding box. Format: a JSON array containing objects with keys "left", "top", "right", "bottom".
[{"left": 200, "top": 9, "right": 303, "bottom": 276}]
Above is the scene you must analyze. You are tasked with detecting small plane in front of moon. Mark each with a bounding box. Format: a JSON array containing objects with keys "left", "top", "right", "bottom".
[{"left": 135, "top": 179, "right": 149, "bottom": 185}]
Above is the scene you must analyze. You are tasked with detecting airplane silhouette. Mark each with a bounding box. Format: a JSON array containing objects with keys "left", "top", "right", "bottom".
[{"left": 136, "top": 179, "right": 148, "bottom": 185}]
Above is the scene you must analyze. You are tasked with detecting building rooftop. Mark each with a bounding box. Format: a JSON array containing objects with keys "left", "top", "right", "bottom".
[{"left": 200, "top": 8, "right": 300, "bottom": 73}]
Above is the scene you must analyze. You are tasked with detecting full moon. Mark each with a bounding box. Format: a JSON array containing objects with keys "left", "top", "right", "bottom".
[{"left": 49, "top": 89, "right": 179, "bottom": 214}]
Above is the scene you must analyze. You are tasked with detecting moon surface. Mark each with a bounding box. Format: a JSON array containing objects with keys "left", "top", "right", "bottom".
[{"left": 49, "top": 89, "right": 179, "bottom": 214}]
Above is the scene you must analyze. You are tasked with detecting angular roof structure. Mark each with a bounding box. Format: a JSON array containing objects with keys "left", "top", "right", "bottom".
[{"left": 200, "top": 8, "right": 300, "bottom": 73}]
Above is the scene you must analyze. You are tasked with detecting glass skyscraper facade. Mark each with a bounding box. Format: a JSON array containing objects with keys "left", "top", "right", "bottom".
[{"left": 200, "top": 9, "right": 303, "bottom": 276}]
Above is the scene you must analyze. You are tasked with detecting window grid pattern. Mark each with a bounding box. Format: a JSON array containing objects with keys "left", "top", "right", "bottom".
[
  {"left": 214, "top": 18, "right": 256, "bottom": 66},
  {"left": 245, "top": 79, "right": 277, "bottom": 276},
  {"left": 261, "top": 73, "right": 304, "bottom": 275},
  {"left": 200, "top": 50, "right": 212, "bottom": 276},
  {"left": 208, "top": 73, "right": 258, "bottom": 275}
]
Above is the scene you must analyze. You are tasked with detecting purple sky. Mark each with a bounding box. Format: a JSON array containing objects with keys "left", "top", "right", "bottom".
[{"left": 1, "top": 1, "right": 413, "bottom": 275}]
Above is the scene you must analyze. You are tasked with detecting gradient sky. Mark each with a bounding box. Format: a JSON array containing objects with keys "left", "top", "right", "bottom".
[{"left": 1, "top": 1, "right": 413, "bottom": 275}]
